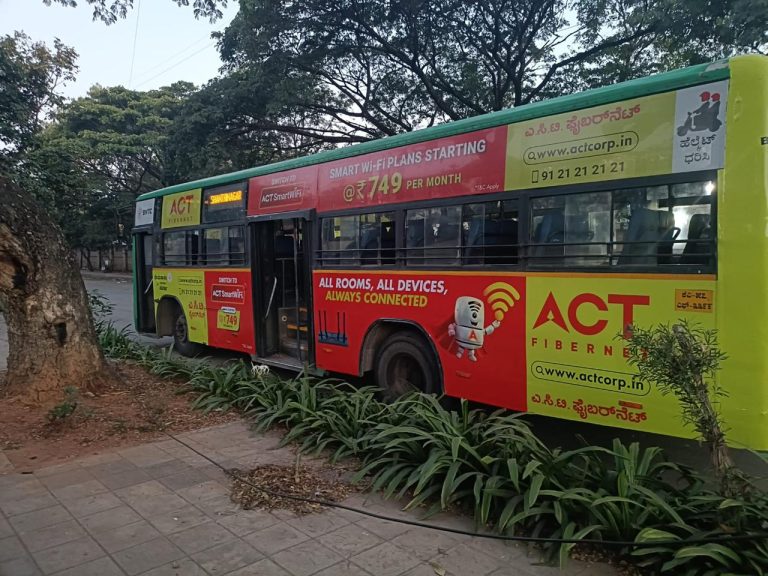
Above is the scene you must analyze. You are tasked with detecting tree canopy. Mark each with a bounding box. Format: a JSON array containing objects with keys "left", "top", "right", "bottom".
[
  {"left": 43, "top": 0, "right": 228, "bottom": 24},
  {"left": 0, "top": 32, "right": 77, "bottom": 172}
]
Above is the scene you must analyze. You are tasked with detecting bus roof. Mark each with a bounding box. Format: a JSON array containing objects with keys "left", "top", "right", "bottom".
[{"left": 137, "top": 58, "right": 734, "bottom": 202}]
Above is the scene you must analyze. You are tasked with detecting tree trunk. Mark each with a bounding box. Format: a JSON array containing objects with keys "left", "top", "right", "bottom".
[{"left": 0, "top": 177, "right": 112, "bottom": 405}]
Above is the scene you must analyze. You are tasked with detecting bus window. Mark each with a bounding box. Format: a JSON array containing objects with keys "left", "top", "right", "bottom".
[
  {"left": 614, "top": 186, "right": 678, "bottom": 266},
  {"left": 531, "top": 192, "right": 610, "bottom": 266},
  {"left": 229, "top": 226, "right": 246, "bottom": 265},
  {"left": 321, "top": 216, "right": 359, "bottom": 266},
  {"left": 671, "top": 181, "right": 714, "bottom": 265},
  {"left": 406, "top": 206, "right": 461, "bottom": 266},
  {"left": 163, "top": 230, "right": 200, "bottom": 266},
  {"left": 359, "top": 212, "right": 395, "bottom": 266},
  {"left": 462, "top": 201, "right": 518, "bottom": 265},
  {"left": 204, "top": 228, "right": 226, "bottom": 265}
]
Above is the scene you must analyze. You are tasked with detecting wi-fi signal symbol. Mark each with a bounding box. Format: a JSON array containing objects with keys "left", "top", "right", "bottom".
[{"left": 483, "top": 282, "right": 521, "bottom": 321}]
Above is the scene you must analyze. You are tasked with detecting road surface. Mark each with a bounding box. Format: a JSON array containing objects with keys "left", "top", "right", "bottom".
[{"left": 1, "top": 271, "right": 765, "bottom": 478}]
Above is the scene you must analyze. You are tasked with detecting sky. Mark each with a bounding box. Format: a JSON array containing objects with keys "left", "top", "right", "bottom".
[{"left": 0, "top": 0, "right": 240, "bottom": 99}]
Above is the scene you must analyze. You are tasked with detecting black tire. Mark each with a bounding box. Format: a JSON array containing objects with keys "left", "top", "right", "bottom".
[
  {"left": 375, "top": 331, "right": 441, "bottom": 400},
  {"left": 173, "top": 307, "right": 202, "bottom": 357}
]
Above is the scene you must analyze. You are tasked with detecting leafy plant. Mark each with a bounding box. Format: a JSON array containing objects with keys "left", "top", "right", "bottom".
[
  {"left": 47, "top": 386, "right": 79, "bottom": 423},
  {"left": 624, "top": 322, "right": 749, "bottom": 497}
]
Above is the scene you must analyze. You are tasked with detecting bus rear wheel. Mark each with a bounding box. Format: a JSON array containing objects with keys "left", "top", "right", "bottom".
[
  {"left": 173, "top": 309, "right": 201, "bottom": 357},
  {"left": 375, "top": 332, "right": 440, "bottom": 400}
]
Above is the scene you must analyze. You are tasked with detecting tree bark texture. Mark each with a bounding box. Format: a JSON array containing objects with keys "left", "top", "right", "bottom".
[{"left": 0, "top": 177, "right": 111, "bottom": 404}]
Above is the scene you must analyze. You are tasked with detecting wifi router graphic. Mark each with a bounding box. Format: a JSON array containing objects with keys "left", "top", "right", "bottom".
[{"left": 483, "top": 282, "right": 521, "bottom": 322}]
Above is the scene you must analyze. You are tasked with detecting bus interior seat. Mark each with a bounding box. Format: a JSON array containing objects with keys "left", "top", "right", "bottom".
[
  {"left": 618, "top": 208, "right": 678, "bottom": 266},
  {"left": 532, "top": 212, "right": 564, "bottom": 263},
  {"left": 360, "top": 223, "right": 379, "bottom": 265},
  {"left": 466, "top": 218, "right": 518, "bottom": 264},
  {"left": 682, "top": 213, "right": 711, "bottom": 265}
]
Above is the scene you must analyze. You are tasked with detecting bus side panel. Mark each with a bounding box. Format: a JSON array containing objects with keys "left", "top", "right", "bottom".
[
  {"left": 525, "top": 275, "right": 716, "bottom": 438},
  {"left": 718, "top": 55, "right": 768, "bottom": 450},
  {"left": 153, "top": 267, "right": 209, "bottom": 345},
  {"left": 312, "top": 270, "right": 528, "bottom": 411},
  {"left": 204, "top": 269, "right": 255, "bottom": 354}
]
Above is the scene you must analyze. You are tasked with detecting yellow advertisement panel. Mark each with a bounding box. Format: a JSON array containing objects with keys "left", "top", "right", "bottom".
[
  {"left": 506, "top": 80, "right": 728, "bottom": 189},
  {"left": 161, "top": 188, "right": 202, "bottom": 229},
  {"left": 525, "top": 275, "right": 718, "bottom": 439},
  {"left": 152, "top": 268, "right": 208, "bottom": 344}
]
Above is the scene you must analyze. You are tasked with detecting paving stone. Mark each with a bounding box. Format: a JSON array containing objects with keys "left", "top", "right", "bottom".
[
  {"left": 195, "top": 494, "right": 241, "bottom": 518},
  {"left": 50, "top": 555, "right": 126, "bottom": 576},
  {"left": 314, "top": 562, "right": 375, "bottom": 576},
  {"left": 115, "top": 480, "right": 172, "bottom": 501},
  {"left": 225, "top": 558, "right": 292, "bottom": 576},
  {"left": 390, "top": 527, "right": 461, "bottom": 561},
  {"left": 242, "top": 522, "right": 310, "bottom": 556},
  {"left": 317, "top": 523, "right": 384, "bottom": 558},
  {"left": 31, "top": 535, "right": 104, "bottom": 575},
  {"left": 0, "top": 492, "right": 58, "bottom": 517},
  {"left": 175, "top": 480, "right": 229, "bottom": 504},
  {"left": 126, "top": 493, "right": 190, "bottom": 518},
  {"left": 9, "top": 505, "right": 72, "bottom": 534},
  {"left": 353, "top": 517, "right": 410, "bottom": 541},
  {"left": 197, "top": 464, "right": 230, "bottom": 482},
  {"left": 19, "top": 519, "right": 87, "bottom": 553},
  {"left": 0, "top": 555, "right": 42, "bottom": 576},
  {"left": 286, "top": 510, "right": 351, "bottom": 538},
  {"left": 0, "top": 479, "right": 50, "bottom": 508},
  {"left": 428, "top": 543, "right": 501, "bottom": 576},
  {"left": 190, "top": 538, "right": 263, "bottom": 575},
  {"left": 0, "top": 515, "right": 12, "bottom": 539},
  {"left": 37, "top": 469, "right": 95, "bottom": 491},
  {"left": 86, "top": 457, "right": 140, "bottom": 478},
  {"left": 61, "top": 491, "right": 123, "bottom": 518},
  {"left": 98, "top": 468, "right": 153, "bottom": 491},
  {"left": 50, "top": 479, "right": 108, "bottom": 501},
  {"left": 145, "top": 504, "right": 210, "bottom": 535},
  {"left": 81, "top": 505, "right": 142, "bottom": 532},
  {"left": 143, "top": 460, "right": 196, "bottom": 480},
  {"left": 32, "top": 462, "right": 82, "bottom": 478},
  {"left": 119, "top": 446, "right": 176, "bottom": 469},
  {"left": 0, "top": 536, "right": 27, "bottom": 563},
  {"left": 216, "top": 510, "right": 279, "bottom": 537},
  {"left": 112, "top": 537, "right": 185, "bottom": 576},
  {"left": 272, "top": 539, "right": 344, "bottom": 576},
  {"left": 76, "top": 451, "right": 126, "bottom": 468},
  {"left": 401, "top": 564, "right": 454, "bottom": 576},
  {"left": 466, "top": 535, "right": 526, "bottom": 563},
  {"left": 169, "top": 521, "right": 235, "bottom": 554},
  {"left": 138, "top": 557, "right": 207, "bottom": 576},
  {"left": 92, "top": 520, "right": 162, "bottom": 553},
  {"left": 157, "top": 469, "right": 210, "bottom": 492},
  {"left": 350, "top": 542, "right": 421, "bottom": 576}
]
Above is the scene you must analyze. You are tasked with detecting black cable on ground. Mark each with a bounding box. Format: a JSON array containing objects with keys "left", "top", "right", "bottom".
[{"left": 164, "top": 431, "right": 768, "bottom": 548}]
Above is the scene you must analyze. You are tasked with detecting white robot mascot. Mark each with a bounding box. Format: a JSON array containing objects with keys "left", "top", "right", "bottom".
[{"left": 448, "top": 296, "right": 500, "bottom": 362}]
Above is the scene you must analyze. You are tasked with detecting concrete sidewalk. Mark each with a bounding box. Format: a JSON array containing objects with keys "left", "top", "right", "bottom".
[{"left": 0, "top": 422, "right": 617, "bottom": 576}]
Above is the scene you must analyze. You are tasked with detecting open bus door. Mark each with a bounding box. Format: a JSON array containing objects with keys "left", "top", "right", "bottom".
[
  {"left": 251, "top": 216, "right": 312, "bottom": 369},
  {"left": 134, "top": 232, "right": 156, "bottom": 333}
]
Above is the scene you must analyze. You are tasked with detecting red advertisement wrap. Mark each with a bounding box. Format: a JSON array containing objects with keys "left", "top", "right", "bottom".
[
  {"left": 247, "top": 165, "right": 319, "bottom": 216},
  {"left": 312, "top": 270, "right": 527, "bottom": 410},
  {"left": 204, "top": 270, "right": 255, "bottom": 353},
  {"left": 316, "top": 127, "right": 508, "bottom": 212}
]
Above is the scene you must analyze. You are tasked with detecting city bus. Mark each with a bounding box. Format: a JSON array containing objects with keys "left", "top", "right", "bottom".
[{"left": 133, "top": 55, "right": 768, "bottom": 449}]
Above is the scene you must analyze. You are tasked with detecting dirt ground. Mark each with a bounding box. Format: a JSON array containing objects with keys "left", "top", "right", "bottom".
[{"left": 0, "top": 360, "right": 237, "bottom": 472}]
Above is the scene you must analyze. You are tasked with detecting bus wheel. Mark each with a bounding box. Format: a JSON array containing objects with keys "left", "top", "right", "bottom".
[
  {"left": 173, "top": 309, "right": 201, "bottom": 357},
  {"left": 375, "top": 332, "right": 440, "bottom": 400}
]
